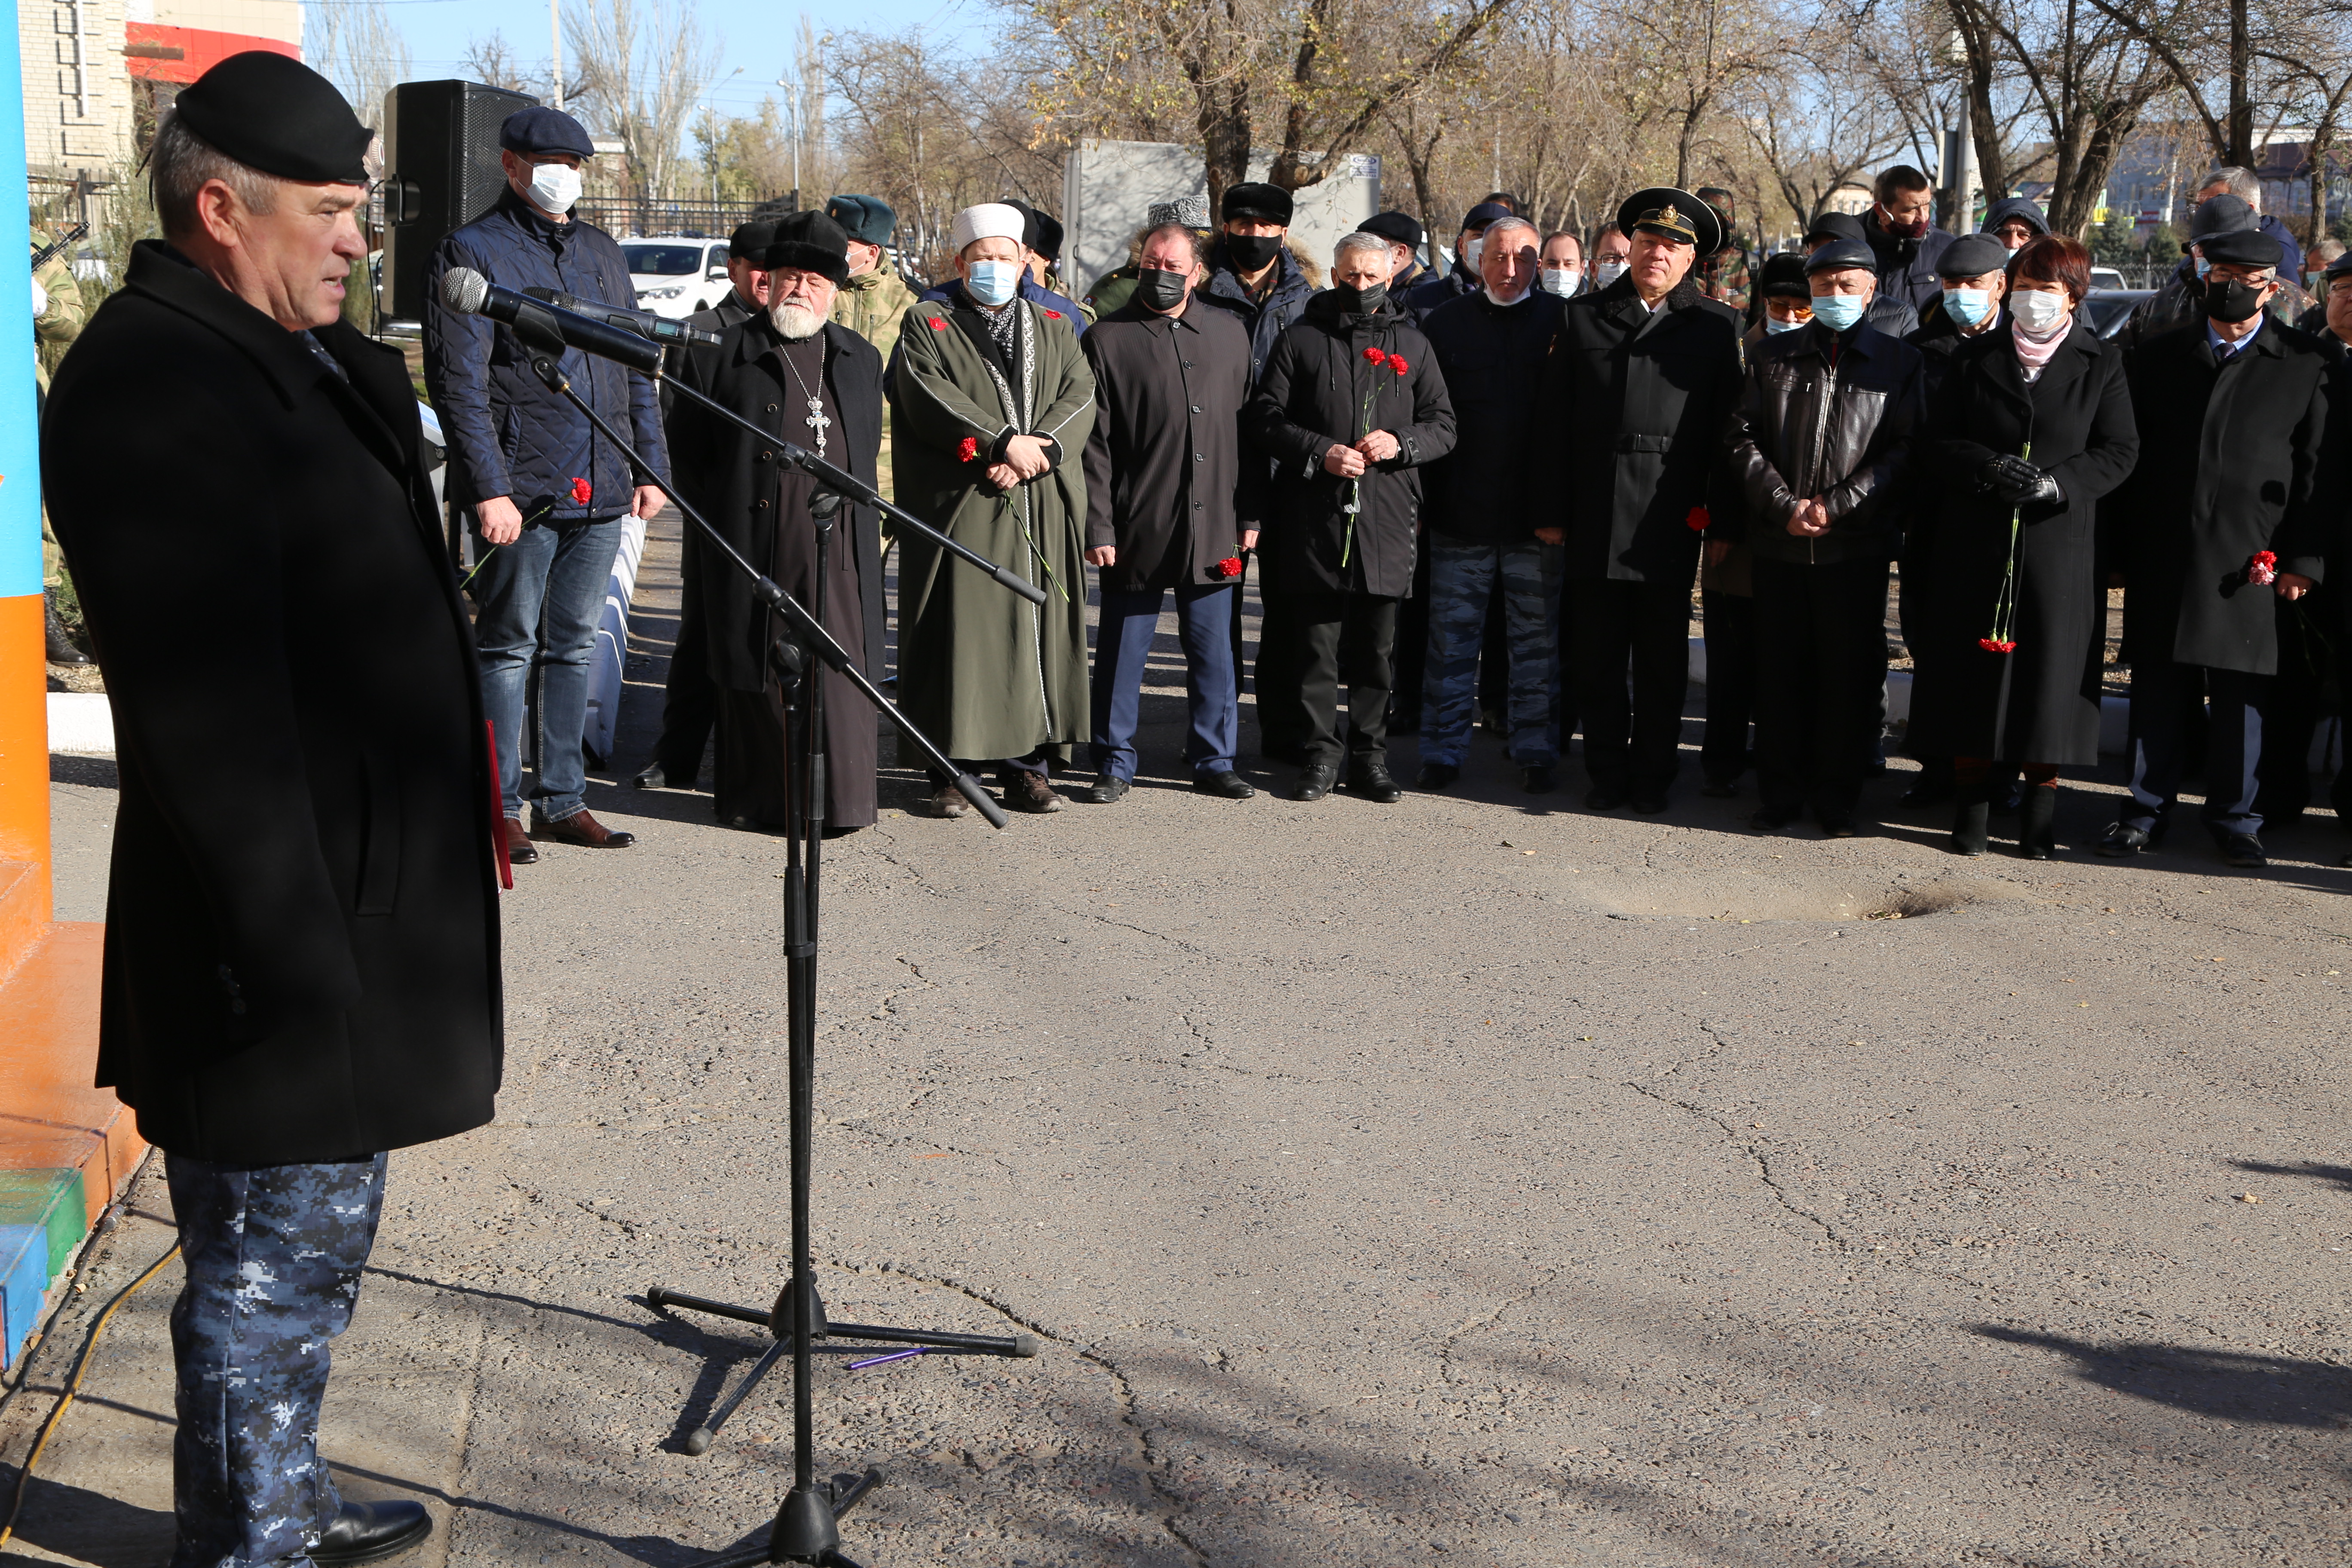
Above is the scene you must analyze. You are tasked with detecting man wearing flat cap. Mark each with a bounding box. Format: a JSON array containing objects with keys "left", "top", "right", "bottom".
[
  {"left": 668, "top": 212, "right": 889, "bottom": 832},
  {"left": 1526, "top": 186, "right": 1745, "bottom": 813},
  {"left": 825, "top": 194, "right": 916, "bottom": 363},
  {"left": 43, "top": 52, "right": 497, "bottom": 1568},
  {"left": 1803, "top": 212, "right": 1920, "bottom": 338},
  {"left": 2120, "top": 193, "right": 2302, "bottom": 349},
  {"left": 893, "top": 202, "right": 1097, "bottom": 817},
  {"left": 425, "top": 103, "right": 668, "bottom": 861},
  {"left": 1359, "top": 211, "right": 1432, "bottom": 309},
  {"left": 2104, "top": 226, "right": 2332, "bottom": 869},
  {"left": 1405, "top": 201, "right": 1513, "bottom": 321}
]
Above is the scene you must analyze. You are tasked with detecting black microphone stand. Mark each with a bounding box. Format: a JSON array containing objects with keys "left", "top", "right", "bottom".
[{"left": 521, "top": 341, "right": 1041, "bottom": 1568}]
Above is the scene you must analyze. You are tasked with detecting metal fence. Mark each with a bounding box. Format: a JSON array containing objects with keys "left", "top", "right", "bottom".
[{"left": 573, "top": 194, "right": 800, "bottom": 239}]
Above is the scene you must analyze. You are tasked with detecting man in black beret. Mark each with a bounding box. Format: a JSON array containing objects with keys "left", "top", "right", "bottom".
[
  {"left": 1526, "top": 186, "right": 1746, "bottom": 812},
  {"left": 824, "top": 193, "right": 916, "bottom": 361},
  {"left": 1359, "top": 211, "right": 1430, "bottom": 297},
  {"left": 425, "top": 103, "right": 668, "bottom": 859},
  {"left": 2104, "top": 226, "right": 2331, "bottom": 868},
  {"left": 667, "top": 211, "right": 891, "bottom": 832},
  {"left": 43, "top": 52, "right": 496, "bottom": 1567}
]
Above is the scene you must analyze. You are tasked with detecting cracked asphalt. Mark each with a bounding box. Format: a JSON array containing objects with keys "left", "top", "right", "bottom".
[{"left": 19, "top": 509, "right": 2352, "bottom": 1568}]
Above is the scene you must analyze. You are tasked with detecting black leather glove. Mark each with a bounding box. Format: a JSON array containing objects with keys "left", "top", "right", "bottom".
[{"left": 1980, "top": 453, "right": 2050, "bottom": 503}]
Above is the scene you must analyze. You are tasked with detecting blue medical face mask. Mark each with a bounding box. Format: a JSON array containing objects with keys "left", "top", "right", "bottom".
[
  {"left": 1943, "top": 286, "right": 1994, "bottom": 326},
  {"left": 966, "top": 259, "right": 1021, "bottom": 307},
  {"left": 1763, "top": 312, "right": 1808, "bottom": 334},
  {"left": 2193, "top": 254, "right": 2212, "bottom": 279},
  {"left": 1810, "top": 293, "right": 1867, "bottom": 331}
]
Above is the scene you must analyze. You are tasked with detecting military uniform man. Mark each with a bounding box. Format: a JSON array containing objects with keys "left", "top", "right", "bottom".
[
  {"left": 825, "top": 193, "right": 916, "bottom": 364},
  {"left": 32, "top": 217, "right": 88, "bottom": 664},
  {"left": 1694, "top": 186, "right": 1754, "bottom": 313}
]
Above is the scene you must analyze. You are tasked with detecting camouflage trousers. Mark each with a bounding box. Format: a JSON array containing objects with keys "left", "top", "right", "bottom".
[
  {"left": 1418, "top": 536, "right": 1565, "bottom": 766},
  {"left": 166, "top": 1152, "right": 387, "bottom": 1568}
]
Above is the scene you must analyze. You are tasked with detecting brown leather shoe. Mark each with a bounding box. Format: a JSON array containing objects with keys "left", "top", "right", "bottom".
[
  {"left": 1003, "top": 769, "right": 1064, "bottom": 813},
  {"left": 922, "top": 784, "right": 971, "bottom": 819},
  {"left": 533, "top": 808, "right": 637, "bottom": 848},
  {"left": 502, "top": 817, "right": 538, "bottom": 866}
]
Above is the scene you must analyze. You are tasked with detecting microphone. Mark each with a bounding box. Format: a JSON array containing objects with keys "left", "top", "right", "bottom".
[
  {"left": 523, "top": 286, "right": 723, "bottom": 348},
  {"left": 438, "top": 267, "right": 662, "bottom": 375}
]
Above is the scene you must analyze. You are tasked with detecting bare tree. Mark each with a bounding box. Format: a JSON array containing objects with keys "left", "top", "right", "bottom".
[
  {"left": 564, "top": 0, "right": 723, "bottom": 203},
  {"left": 307, "top": 0, "right": 413, "bottom": 133},
  {"left": 1735, "top": 31, "right": 1912, "bottom": 230}
]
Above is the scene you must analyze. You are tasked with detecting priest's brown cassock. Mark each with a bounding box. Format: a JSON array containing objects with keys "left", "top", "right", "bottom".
[
  {"left": 667, "top": 315, "right": 888, "bottom": 827},
  {"left": 891, "top": 297, "right": 1096, "bottom": 766}
]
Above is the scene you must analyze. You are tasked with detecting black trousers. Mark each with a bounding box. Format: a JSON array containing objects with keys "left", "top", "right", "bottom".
[
  {"left": 1569, "top": 577, "right": 1691, "bottom": 793},
  {"left": 652, "top": 533, "right": 716, "bottom": 781},
  {"left": 1752, "top": 557, "right": 1890, "bottom": 819},
  {"left": 1287, "top": 591, "right": 1400, "bottom": 768},
  {"left": 1253, "top": 581, "right": 1302, "bottom": 760},
  {"left": 1700, "top": 588, "right": 1756, "bottom": 784}
]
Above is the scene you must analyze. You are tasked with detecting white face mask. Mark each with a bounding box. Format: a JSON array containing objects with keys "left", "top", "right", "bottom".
[
  {"left": 1462, "top": 236, "right": 1484, "bottom": 273},
  {"left": 1592, "top": 259, "right": 1630, "bottom": 290},
  {"left": 2010, "top": 288, "right": 2069, "bottom": 335},
  {"left": 1539, "top": 266, "right": 1580, "bottom": 297},
  {"left": 527, "top": 161, "right": 582, "bottom": 214},
  {"left": 1483, "top": 284, "right": 1530, "bottom": 307}
]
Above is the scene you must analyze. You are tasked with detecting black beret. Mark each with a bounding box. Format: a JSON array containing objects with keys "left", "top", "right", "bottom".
[
  {"left": 1619, "top": 187, "right": 1725, "bottom": 257},
  {"left": 1461, "top": 201, "right": 1514, "bottom": 232},
  {"left": 824, "top": 194, "right": 896, "bottom": 248},
  {"left": 2199, "top": 227, "right": 2284, "bottom": 270},
  {"left": 728, "top": 219, "right": 777, "bottom": 258},
  {"left": 1757, "top": 251, "right": 1810, "bottom": 299},
  {"left": 1222, "top": 182, "right": 1292, "bottom": 225},
  {"left": 1937, "top": 232, "right": 2012, "bottom": 279},
  {"left": 1804, "top": 210, "right": 1865, "bottom": 246},
  {"left": 1357, "top": 211, "right": 1424, "bottom": 250},
  {"left": 759, "top": 211, "right": 851, "bottom": 286},
  {"left": 172, "top": 52, "right": 371, "bottom": 184},
  {"left": 499, "top": 105, "right": 596, "bottom": 159},
  {"left": 2187, "top": 193, "right": 2255, "bottom": 244},
  {"left": 2325, "top": 248, "right": 2352, "bottom": 282},
  {"left": 1805, "top": 238, "right": 1877, "bottom": 276},
  {"left": 1033, "top": 210, "right": 1064, "bottom": 262}
]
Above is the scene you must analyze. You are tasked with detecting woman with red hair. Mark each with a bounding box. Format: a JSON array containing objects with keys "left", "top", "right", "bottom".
[{"left": 1907, "top": 234, "right": 2141, "bottom": 857}]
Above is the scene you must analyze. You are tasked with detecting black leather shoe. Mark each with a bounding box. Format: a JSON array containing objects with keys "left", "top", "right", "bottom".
[
  {"left": 1819, "top": 816, "right": 1857, "bottom": 839},
  {"left": 1290, "top": 763, "right": 1337, "bottom": 802},
  {"left": 1630, "top": 793, "right": 1669, "bottom": 815},
  {"left": 1585, "top": 787, "right": 1627, "bottom": 812},
  {"left": 1192, "top": 770, "right": 1255, "bottom": 799},
  {"left": 1699, "top": 778, "right": 1738, "bottom": 799},
  {"left": 43, "top": 596, "right": 88, "bottom": 666},
  {"left": 1949, "top": 799, "right": 1990, "bottom": 857},
  {"left": 2220, "top": 831, "right": 2267, "bottom": 869},
  {"left": 1522, "top": 765, "right": 1556, "bottom": 794},
  {"left": 1346, "top": 763, "right": 1404, "bottom": 803},
  {"left": 1082, "top": 775, "right": 1130, "bottom": 804},
  {"left": 1416, "top": 762, "right": 1460, "bottom": 790},
  {"left": 2096, "top": 822, "right": 2152, "bottom": 858},
  {"left": 631, "top": 761, "right": 671, "bottom": 790},
  {"left": 309, "top": 1499, "right": 432, "bottom": 1565},
  {"left": 1750, "top": 806, "right": 1800, "bottom": 833}
]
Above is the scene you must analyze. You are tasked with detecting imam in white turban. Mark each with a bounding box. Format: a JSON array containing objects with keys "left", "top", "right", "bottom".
[{"left": 951, "top": 202, "right": 1026, "bottom": 253}]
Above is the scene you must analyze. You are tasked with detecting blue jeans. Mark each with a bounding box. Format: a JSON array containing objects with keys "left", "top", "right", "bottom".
[
  {"left": 470, "top": 513, "right": 623, "bottom": 822},
  {"left": 1091, "top": 583, "right": 1238, "bottom": 779},
  {"left": 167, "top": 1153, "right": 387, "bottom": 1568},
  {"left": 2125, "top": 661, "right": 2272, "bottom": 836},
  {"left": 1419, "top": 537, "right": 1564, "bottom": 766}
]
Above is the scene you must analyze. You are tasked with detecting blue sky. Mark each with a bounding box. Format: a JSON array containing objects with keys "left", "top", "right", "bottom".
[{"left": 378, "top": 0, "right": 991, "bottom": 126}]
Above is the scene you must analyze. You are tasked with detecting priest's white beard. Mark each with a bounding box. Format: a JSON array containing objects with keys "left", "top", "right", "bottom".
[{"left": 770, "top": 300, "right": 825, "bottom": 340}]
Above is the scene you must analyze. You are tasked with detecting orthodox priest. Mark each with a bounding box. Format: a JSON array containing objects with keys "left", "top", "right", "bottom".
[
  {"left": 892, "top": 202, "right": 1097, "bottom": 817},
  {"left": 668, "top": 211, "right": 888, "bottom": 832}
]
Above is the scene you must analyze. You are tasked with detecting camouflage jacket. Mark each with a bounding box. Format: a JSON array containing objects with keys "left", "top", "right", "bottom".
[
  {"left": 33, "top": 245, "right": 85, "bottom": 390},
  {"left": 1698, "top": 247, "right": 1753, "bottom": 314},
  {"left": 828, "top": 263, "right": 917, "bottom": 365}
]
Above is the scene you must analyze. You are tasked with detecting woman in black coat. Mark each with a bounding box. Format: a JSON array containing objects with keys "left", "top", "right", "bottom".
[
  {"left": 1245, "top": 239, "right": 1456, "bottom": 800},
  {"left": 1908, "top": 236, "right": 2139, "bottom": 858}
]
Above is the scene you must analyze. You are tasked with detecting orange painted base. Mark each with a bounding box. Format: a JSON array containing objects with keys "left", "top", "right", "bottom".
[
  {"left": 0, "top": 594, "right": 50, "bottom": 989},
  {"left": 0, "top": 923, "right": 144, "bottom": 1224}
]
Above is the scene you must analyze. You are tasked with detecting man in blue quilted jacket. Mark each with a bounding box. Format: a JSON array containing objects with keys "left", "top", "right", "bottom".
[{"left": 424, "top": 105, "right": 668, "bottom": 861}]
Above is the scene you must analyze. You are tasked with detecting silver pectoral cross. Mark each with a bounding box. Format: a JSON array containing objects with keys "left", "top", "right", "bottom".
[{"left": 805, "top": 398, "right": 830, "bottom": 458}]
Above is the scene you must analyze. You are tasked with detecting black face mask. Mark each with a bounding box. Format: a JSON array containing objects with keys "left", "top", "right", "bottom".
[
  {"left": 1334, "top": 281, "right": 1389, "bottom": 315},
  {"left": 1136, "top": 266, "right": 1188, "bottom": 312},
  {"left": 2204, "top": 277, "right": 2266, "bottom": 325},
  {"left": 1225, "top": 232, "right": 1283, "bottom": 271}
]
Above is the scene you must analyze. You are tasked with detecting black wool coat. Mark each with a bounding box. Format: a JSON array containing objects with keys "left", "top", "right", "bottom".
[
  {"left": 1525, "top": 275, "right": 1746, "bottom": 585},
  {"left": 1080, "top": 296, "right": 1260, "bottom": 593},
  {"left": 1906, "top": 325, "right": 2141, "bottom": 764},
  {"left": 667, "top": 318, "right": 888, "bottom": 690},
  {"left": 2110, "top": 320, "right": 2332, "bottom": 675},
  {"left": 43, "top": 242, "right": 502, "bottom": 1164},
  {"left": 1245, "top": 291, "right": 1457, "bottom": 599},
  {"left": 1418, "top": 288, "right": 1566, "bottom": 545}
]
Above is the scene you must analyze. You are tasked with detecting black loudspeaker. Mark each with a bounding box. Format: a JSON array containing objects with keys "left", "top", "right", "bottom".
[{"left": 381, "top": 80, "right": 539, "bottom": 322}]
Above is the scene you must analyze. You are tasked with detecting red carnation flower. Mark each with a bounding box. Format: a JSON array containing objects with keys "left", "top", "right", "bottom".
[
  {"left": 2248, "top": 549, "right": 2279, "bottom": 586},
  {"left": 569, "top": 477, "right": 592, "bottom": 506},
  {"left": 1685, "top": 505, "right": 1709, "bottom": 533},
  {"left": 1044, "top": 309, "right": 1063, "bottom": 319},
  {"left": 956, "top": 436, "right": 980, "bottom": 463},
  {"left": 1363, "top": 346, "right": 1385, "bottom": 363},
  {"left": 927, "top": 317, "right": 947, "bottom": 330},
  {"left": 1978, "top": 637, "right": 2018, "bottom": 653},
  {"left": 1388, "top": 354, "right": 1408, "bottom": 375},
  {"left": 1213, "top": 556, "right": 1244, "bottom": 579}
]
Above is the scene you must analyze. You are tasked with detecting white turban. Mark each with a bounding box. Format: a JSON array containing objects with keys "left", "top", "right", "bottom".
[{"left": 952, "top": 202, "right": 1026, "bottom": 253}]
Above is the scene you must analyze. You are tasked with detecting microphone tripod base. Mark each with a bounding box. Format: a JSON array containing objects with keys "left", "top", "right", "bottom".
[{"left": 686, "top": 1469, "right": 883, "bottom": 1568}]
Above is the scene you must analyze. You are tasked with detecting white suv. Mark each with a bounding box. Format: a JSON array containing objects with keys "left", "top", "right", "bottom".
[{"left": 622, "top": 236, "right": 732, "bottom": 318}]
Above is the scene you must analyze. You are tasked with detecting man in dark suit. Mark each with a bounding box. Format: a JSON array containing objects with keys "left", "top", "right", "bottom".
[
  {"left": 2103, "top": 228, "right": 2332, "bottom": 869},
  {"left": 667, "top": 213, "right": 889, "bottom": 832},
  {"left": 1079, "top": 221, "right": 1260, "bottom": 802},
  {"left": 41, "top": 53, "right": 499, "bottom": 1567},
  {"left": 1528, "top": 187, "right": 1746, "bottom": 812}
]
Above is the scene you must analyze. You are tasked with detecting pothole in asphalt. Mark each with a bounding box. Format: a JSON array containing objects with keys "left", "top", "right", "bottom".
[{"left": 1579, "top": 872, "right": 2030, "bottom": 924}]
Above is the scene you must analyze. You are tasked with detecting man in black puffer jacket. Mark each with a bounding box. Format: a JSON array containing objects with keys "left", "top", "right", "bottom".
[
  {"left": 1247, "top": 232, "right": 1457, "bottom": 803},
  {"left": 424, "top": 105, "right": 670, "bottom": 861}
]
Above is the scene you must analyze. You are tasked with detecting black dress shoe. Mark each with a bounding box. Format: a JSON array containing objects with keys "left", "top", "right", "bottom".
[
  {"left": 1630, "top": 793, "right": 1669, "bottom": 815},
  {"left": 1083, "top": 775, "right": 1130, "bottom": 804},
  {"left": 1699, "top": 778, "right": 1738, "bottom": 799},
  {"left": 1750, "top": 806, "right": 1800, "bottom": 833},
  {"left": 43, "top": 596, "right": 88, "bottom": 666},
  {"left": 1522, "top": 765, "right": 1556, "bottom": 794},
  {"left": 1819, "top": 816, "right": 1857, "bottom": 839},
  {"left": 631, "top": 761, "right": 671, "bottom": 790},
  {"left": 1346, "top": 762, "right": 1404, "bottom": 803},
  {"left": 1290, "top": 763, "right": 1337, "bottom": 801},
  {"left": 2096, "top": 822, "right": 2152, "bottom": 858},
  {"left": 1585, "top": 787, "right": 1627, "bottom": 812},
  {"left": 1416, "top": 761, "right": 1460, "bottom": 789},
  {"left": 1192, "top": 770, "right": 1255, "bottom": 799},
  {"left": 2220, "top": 831, "right": 2267, "bottom": 868},
  {"left": 309, "top": 1499, "right": 432, "bottom": 1565}
]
